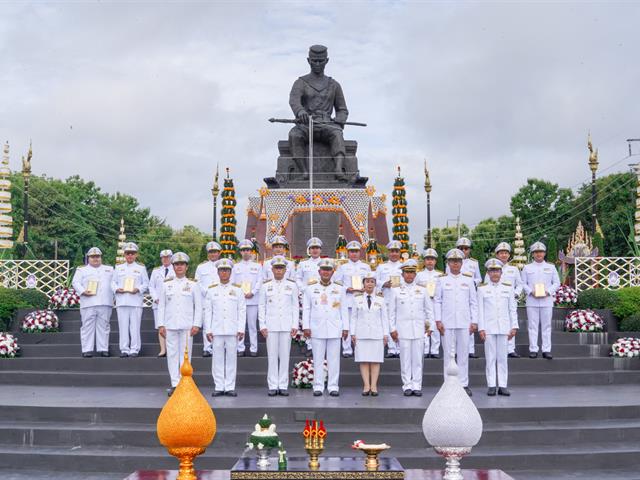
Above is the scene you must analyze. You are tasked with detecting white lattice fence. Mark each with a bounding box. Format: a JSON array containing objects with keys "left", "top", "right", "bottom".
[
  {"left": 0, "top": 260, "right": 70, "bottom": 296},
  {"left": 574, "top": 257, "right": 640, "bottom": 292}
]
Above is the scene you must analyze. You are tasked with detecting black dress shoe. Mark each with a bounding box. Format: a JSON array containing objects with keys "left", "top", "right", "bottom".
[
  {"left": 393, "top": 353, "right": 400, "bottom": 358},
  {"left": 498, "top": 387, "right": 511, "bottom": 396},
  {"left": 202, "top": 351, "right": 212, "bottom": 358},
  {"left": 464, "top": 387, "right": 473, "bottom": 397},
  {"left": 120, "top": 352, "right": 129, "bottom": 358},
  {"left": 424, "top": 353, "right": 431, "bottom": 359},
  {"left": 487, "top": 387, "right": 497, "bottom": 396},
  {"left": 329, "top": 391, "right": 339, "bottom": 397},
  {"left": 278, "top": 390, "right": 289, "bottom": 397},
  {"left": 431, "top": 354, "right": 440, "bottom": 359},
  {"left": 212, "top": 391, "right": 224, "bottom": 397},
  {"left": 412, "top": 390, "right": 422, "bottom": 397},
  {"left": 225, "top": 390, "right": 237, "bottom": 397},
  {"left": 167, "top": 387, "right": 176, "bottom": 397},
  {"left": 529, "top": 352, "right": 538, "bottom": 359},
  {"left": 385, "top": 352, "right": 395, "bottom": 359},
  {"left": 542, "top": 352, "right": 553, "bottom": 360},
  {"left": 362, "top": 390, "right": 370, "bottom": 396},
  {"left": 249, "top": 352, "right": 258, "bottom": 357},
  {"left": 129, "top": 353, "right": 139, "bottom": 358},
  {"left": 342, "top": 353, "right": 353, "bottom": 358},
  {"left": 370, "top": 391, "right": 379, "bottom": 397},
  {"left": 82, "top": 352, "right": 93, "bottom": 358},
  {"left": 305, "top": 350, "right": 313, "bottom": 358},
  {"left": 157, "top": 352, "right": 167, "bottom": 358},
  {"left": 469, "top": 353, "right": 479, "bottom": 359},
  {"left": 403, "top": 390, "right": 413, "bottom": 397},
  {"left": 237, "top": 351, "right": 245, "bottom": 357},
  {"left": 99, "top": 351, "right": 110, "bottom": 357},
  {"left": 313, "top": 391, "right": 323, "bottom": 397},
  {"left": 268, "top": 390, "right": 277, "bottom": 397},
  {"left": 508, "top": 352, "right": 520, "bottom": 358}
]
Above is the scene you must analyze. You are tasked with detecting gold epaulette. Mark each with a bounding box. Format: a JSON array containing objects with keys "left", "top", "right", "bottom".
[
  {"left": 232, "top": 283, "right": 241, "bottom": 288},
  {"left": 469, "top": 258, "right": 478, "bottom": 263},
  {"left": 462, "top": 272, "right": 473, "bottom": 277},
  {"left": 376, "top": 292, "right": 384, "bottom": 297},
  {"left": 435, "top": 269, "right": 443, "bottom": 274},
  {"left": 263, "top": 279, "right": 272, "bottom": 284},
  {"left": 308, "top": 279, "right": 318, "bottom": 285},
  {"left": 502, "top": 281, "right": 512, "bottom": 286},
  {"left": 416, "top": 281, "right": 426, "bottom": 287},
  {"left": 333, "top": 280, "right": 343, "bottom": 286},
  {"left": 354, "top": 292, "right": 363, "bottom": 297},
  {"left": 136, "top": 261, "right": 145, "bottom": 266},
  {"left": 163, "top": 277, "right": 173, "bottom": 282},
  {"left": 199, "top": 260, "right": 208, "bottom": 265},
  {"left": 478, "top": 282, "right": 487, "bottom": 287},
  {"left": 208, "top": 283, "right": 219, "bottom": 288},
  {"left": 287, "top": 278, "right": 296, "bottom": 282}
]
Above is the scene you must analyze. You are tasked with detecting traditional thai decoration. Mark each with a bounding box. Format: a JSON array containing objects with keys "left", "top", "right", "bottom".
[
  {"left": 335, "top": 233, "right": 347, "bottom": 263},
  {"left": 0, "top": 142, "right": 13, "bottom": 250},
  {"left": 634, "top": 163, "right": 640, "bottom": 245},
  {"left": 246, "top": 414, "right": 280, "bottom": 469},
  {"left": 392, "top": 166, "right": 409, "bottom": 255},
  {"left": 512, "top": 216, "right": 527, "bottom": 270},
  {"left": 116, "top": 218, "right": 127, "bottom": 265},
  {"left": 351, "top": 440, "right": 391, "bottom": 471},
  {"left": 365, "top": 237, "right": 380, "bottom": 270},
  {"left": 302, "top": 419, "right": 326, "bottom": 469},
  {"left": 422, "top": 354, "right": 483, "bottom": 480},
  {"left": 157, "top": 345, "right": 216, "bottom": 480},
  {"left": 220, "top": 168, "right": 238, "bottom": 259},
  {"left": 559, "top": 221, "right": 599, "bottom": 284}
]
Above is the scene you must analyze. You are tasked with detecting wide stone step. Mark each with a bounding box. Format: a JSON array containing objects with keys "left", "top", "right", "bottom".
[
  {"left": 1, "top": 369, "right": 638, "bottom": 387},
  {"left": 1, "top": 356, "right": 633, "bottom": 374},
  {"left": 14, "top": 330, "right": 610, "bottom": 345},
  {"left": 1, "top": 418, "right": 638, "bottom": 449},
  {"left": 15, "top": 342, "right": 613, "bottom": 358}
]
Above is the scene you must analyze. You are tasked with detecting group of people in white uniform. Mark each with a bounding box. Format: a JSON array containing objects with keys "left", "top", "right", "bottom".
[{"left": 71, "top": 234, "right": 560, "bottom": 398}]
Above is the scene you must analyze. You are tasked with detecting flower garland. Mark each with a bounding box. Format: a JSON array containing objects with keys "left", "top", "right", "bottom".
[
  {"left": 21, "top": 309, "right": 60, "bottom": 333},
  {"left": 291, "top": 359, "right": 328, "bottom": 389},
  {"left": 611, "top": 337, "right": 640, "bottom": 358},
  {"left": 49, "top": 288, "right": 80, "bottom": 309},
  {"left": 554, "top": 285, "right": 577, "bottom": 307},
  {"left": 391, "top": 170, "right": 409, "bottom": 254},
  {"left": 220, "top": 169, "right": 238, "bottom": 259},
  {"left": 565, "top": 309, "right": 604, "bottom": 332},
  {"left": 0, "top": 332, "right": 20, "bottom": 358}
]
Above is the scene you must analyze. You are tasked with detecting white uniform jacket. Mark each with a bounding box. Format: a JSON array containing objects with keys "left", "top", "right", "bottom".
[
  {"left": 111, "top": 262, "right": 149, "bottom": 307},
  {"left": 258, "top": 279, "right": 299, "bottom": 332},
  {"left": 302, "top": 281, "right": 349, "bottom": 339},
  {"left": 477, "top": 282, "right": 518, "bottom": 335},
  {"left": 434, "top": 273, "right": 478, "bottom": 329},
  {"left": 521, "top": 261, "right": 560, "bottom": 307},
  {"left": 157, "top": 277, "right": 203, "bottom": 330},
  {"left": 204, "top": 283, "right": 247, "bottom": 336},
  {"left": 388, "top": 282, "right": 434, "bottom": 340},
  {"left": 72, "top": 264, "right": 114, "bottom": 308},
  {"left": 350, "top": 292, "right": 389, "bottom": 340}
]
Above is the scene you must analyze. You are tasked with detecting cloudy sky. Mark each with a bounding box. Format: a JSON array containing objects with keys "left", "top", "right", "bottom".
[{"left": 1, "top": 1, "right": 638, "bottom": 246}]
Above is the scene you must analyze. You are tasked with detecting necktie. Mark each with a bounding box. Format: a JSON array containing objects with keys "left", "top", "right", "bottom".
[
  {"left": 367, "top": 295, "right": 372, "bottom": 309},
  {"left": 164, "top": 267, "right": 168, "bottom": 278}
]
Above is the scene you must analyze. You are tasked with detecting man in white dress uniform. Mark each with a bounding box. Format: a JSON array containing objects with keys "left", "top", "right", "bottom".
[
  {"left": 195, "top": 241, "right": 222, "bottom": 357},
  {"left": 233, "top": 239, "right": 263, "bottom": 357},
  {"left": 375, "top": 240, "right": 403, "bottom": 358},
  {"left": 72, "top": 247, "right": 114, "bottom": 358},
  {"left": 148, "top": 249, "right": 174, "bottom": 357},
  {"left": 416, "top": 248, "right": 443, "bottom": 359}
]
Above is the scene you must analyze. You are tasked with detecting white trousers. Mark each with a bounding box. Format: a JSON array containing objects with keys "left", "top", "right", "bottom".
[
  {"left": 508, "top": 335, "right": 516, "bottom": 354},
  {"left": 116, "top": 306, "right": 142, "bottom": 355},
  {"left": 399, "top": 338, "right": 424, "bottom": 391},
  {"left": 212, "top": 335, "right": 237, "bottom": 391},
  {"left": 266, "top": 331, "right": 291, "bottom": 390},
  {"left": 468, "top": 332, "right": 476, "bottom": 354},
  {"left": 311, "top": 338, "right": 341, "bottom": 392},
  {"left": 485, "top": 334, "right": 508, "bottom": 388},
  {"left": 80, "top": 306, "right": 112, "bottom": 353},
  {"left": 166, "top": 329, "right": 194, "bottom": 387},
  {"left": 387, "top": 338, "right": 399, "bottom": 355},
  {"left": 423, "top": 329, "right": 441, "bottom": 355},
  {"left": 237, "top": 305, "right": 259, "bottom": 353},
  {"left": 442, "top": 328, "right": 470, "bottom": 387},
  {"left": 202, "top": 328, "right": 213, "bottom": 353},
  {"left": 342, "top": 308, "right": 353, "bottom": 354},
  {"left": 527, "top": 306, "right": 552, "bottom": 353}
]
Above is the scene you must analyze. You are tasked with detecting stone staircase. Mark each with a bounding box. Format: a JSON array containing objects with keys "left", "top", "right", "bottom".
[{"left": 0, "top": 307, "right": 639, "bottom": 478}]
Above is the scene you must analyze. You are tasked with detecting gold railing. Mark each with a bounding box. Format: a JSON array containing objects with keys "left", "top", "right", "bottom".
[
  {"left": 574, "top": 257, "right": 640, "bottom": 292},
  {"left": 0, "top": 260, "right": 69, "bottom": 296}
]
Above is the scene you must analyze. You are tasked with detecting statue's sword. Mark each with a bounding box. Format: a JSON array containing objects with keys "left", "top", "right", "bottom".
[{"left": 268, "top": 118, "right": 367, "bottom": 127}]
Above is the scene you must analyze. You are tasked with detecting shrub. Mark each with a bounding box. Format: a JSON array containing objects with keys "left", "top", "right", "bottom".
[
  {"left": 0, "top": 288, "right": 29, "bottom": 331},
  {"left": 620, "top": 314, "right": 640, "bottom": 332},
  {"left": 612, "top": 287, "right": 640, "bottom": 320},
  {"left": 576, "top": 288, "right": 619, "bottom": 310},
  {"left": 15, "top": 289, "right": 50, "bottom": 310}
]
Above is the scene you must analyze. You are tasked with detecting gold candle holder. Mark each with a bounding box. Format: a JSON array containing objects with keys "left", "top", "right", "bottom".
[{"left": 302, "top": 420, "right": 326, "bottom": 470}]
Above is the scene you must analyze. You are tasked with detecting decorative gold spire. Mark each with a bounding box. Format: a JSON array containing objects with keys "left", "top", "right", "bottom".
[
  {"left": 512, "top": 216, "right": 527, "bottom": 270},
  {"left": 157, "top": 342, "right": 216, "bottom": 480},
  {"left": 0, "top": 141, "right": 14, "bottom": 249},
  {"left": 212, "top": 163, "right": 220, "bottom": 197},
  {"left": 116, "top": 218, "right": 126, "bottom": 264},
  {"left": 587, "top": 132, "right": 599, "bottom": 173},
  {"left": 565, "top": 220, "right": 593, "bottom": 257},
  {"left": 424, "top": 159, "right": 432, "bottom": 194}
]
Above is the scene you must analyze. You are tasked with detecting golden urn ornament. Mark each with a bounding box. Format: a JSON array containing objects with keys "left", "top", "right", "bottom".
[{"left": 157, "top": 346, "right": 216, "bottom": 480}]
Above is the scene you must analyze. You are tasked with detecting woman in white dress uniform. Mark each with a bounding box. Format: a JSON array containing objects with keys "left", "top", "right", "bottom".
[{"left": 350, "top": 273, "right": 389, "bottom": 396}]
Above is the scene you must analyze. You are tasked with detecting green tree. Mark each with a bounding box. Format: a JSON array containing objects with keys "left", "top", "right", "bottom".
[
  {"left": 573, "top": 172, "right": 635, "bottom": 256},
  {"left": 546, "top": 236, "right": 558, "bottom": 264},
  {"left": 431, "top": 224, "right": 470, "bottom": 259},
  {"left": 510, "top": 178, "right": 575, "bottom": 248}
]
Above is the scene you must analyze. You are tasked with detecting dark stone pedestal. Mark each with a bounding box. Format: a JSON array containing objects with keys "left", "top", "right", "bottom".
[
  {"left": 264, "top": 140, "right": 368, "bottom": 189},
  {"left": 291, "top": 211, "right": 341, "bottom": 258}
]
